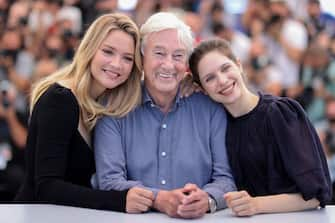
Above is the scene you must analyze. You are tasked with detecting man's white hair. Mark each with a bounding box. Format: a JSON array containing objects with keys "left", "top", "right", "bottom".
[{"left": 140, "top": 12, "right": 194, "bottom": 57}]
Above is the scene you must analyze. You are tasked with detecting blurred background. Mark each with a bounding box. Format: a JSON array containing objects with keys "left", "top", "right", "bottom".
[{"left": 0, "top": 0, "right": 334, "bottom": 203}]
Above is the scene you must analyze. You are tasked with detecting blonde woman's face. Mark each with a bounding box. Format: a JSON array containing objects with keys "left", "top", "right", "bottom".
[{"left": 90, "top": 30, "right": 135, "bottom": 95}]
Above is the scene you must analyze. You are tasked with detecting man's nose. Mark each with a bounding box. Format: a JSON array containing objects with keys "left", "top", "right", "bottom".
[{"left": 161, "top": 55, "right": 175, "bottom": 70}]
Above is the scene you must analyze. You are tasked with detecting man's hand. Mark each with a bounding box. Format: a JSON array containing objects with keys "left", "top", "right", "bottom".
[
  {"left": 224, "top": 190, "right": 259, "bottom": 216},
  {"left": 153, "top": 189, "right": 185, "bottom": 217},
  {"left": 126, "top": 187, "right": 154, "bottom": 213},
  {"left": 153, "top": 185, "right": 197, "bottom": 218},
  {"left": 177, "top": 184, "right": 209, "bottom": 219},
  {"left": 179, "top": 73, "right": 202, "bottom": 98}
]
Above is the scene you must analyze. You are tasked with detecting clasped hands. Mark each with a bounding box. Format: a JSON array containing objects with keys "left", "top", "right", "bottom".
[{"left": 126, "top": 183, "right": 209, "bottom": 219}]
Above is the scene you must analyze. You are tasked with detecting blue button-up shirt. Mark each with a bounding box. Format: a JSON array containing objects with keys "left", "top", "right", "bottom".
[{"left": 94, "top": 86, "right": 236, "bottom": 210}]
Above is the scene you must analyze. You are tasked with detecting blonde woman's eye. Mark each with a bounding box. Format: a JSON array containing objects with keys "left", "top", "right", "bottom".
[
  {"left": 124, "top": 57, "right": 133, "bottom": 62},
  {"left": 102, "top": 49, "right": 114, "bottom": 55}
]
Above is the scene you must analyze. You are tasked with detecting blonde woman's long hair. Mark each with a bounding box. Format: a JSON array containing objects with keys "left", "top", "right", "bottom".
[{"left": 30, "top": 13, "right": 142, "bottom": 130}]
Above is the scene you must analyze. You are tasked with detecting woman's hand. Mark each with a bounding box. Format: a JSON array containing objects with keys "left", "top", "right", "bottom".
[
  {"left": 126, "top": 187, "right": 154, "bottom": 213},
  {"left": 224, "top": 191, "right": 259, "bottom": 216}
]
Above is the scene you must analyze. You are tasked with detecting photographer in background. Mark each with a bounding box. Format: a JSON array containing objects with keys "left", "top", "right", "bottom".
[
  {"left": 246, "top": 37, "right": 283, "bottom": 96},
  {"left": 262, "top": 0, "right": 308, "bottom": 98},
  {"left": 0, "top": 80, "right": 27, "bottom": 201},
  {"left": 0, "top": 28, "right": 35, "bottom": 112},
  {"left": 0, "top": 26, "right": 32, "bottom": 202},
  {"left": 294, "top": 43, "right": 335, "bottom": 125},
  {"left": 304, "top": 0, "right": 335, "bottom": 43}
]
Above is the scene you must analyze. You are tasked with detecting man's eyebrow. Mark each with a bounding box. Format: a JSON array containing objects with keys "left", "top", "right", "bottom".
[
  {"left": 173, "top": 49, "right": 187, "bottom": 54},
  {"left": 152, "top": 46, "right": 165, "bottom": 50}
]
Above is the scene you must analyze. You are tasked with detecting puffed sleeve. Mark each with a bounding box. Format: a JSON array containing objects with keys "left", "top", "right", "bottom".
[
  {"left": 34, "top": 87, "right": 128, "bottom": 211},
  {"left": 267, "top": 97, "right": 332, "bottom": 207}
]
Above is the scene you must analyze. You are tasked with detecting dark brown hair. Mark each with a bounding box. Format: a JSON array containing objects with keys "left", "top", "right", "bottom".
[{"left": 189, "top": 38, "right": 238, "bottom": 85}]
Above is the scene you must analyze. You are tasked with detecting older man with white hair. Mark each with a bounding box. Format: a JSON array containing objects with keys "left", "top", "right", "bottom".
[{"left": 94, "top": 12, "right": 236, "bottom": 219}]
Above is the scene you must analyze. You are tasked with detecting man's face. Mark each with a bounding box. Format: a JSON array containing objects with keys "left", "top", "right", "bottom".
[
  {"left": 2, "top": 31, "right": 20, "bottom": 50},
  {"left": 143, "top": 29, "right": 188, "bottom": 97}
]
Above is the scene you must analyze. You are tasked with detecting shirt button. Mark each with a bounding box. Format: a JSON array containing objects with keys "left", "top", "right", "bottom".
[
  {"left": 162, "top": 124, "right": 167, "bottom": 129},
  {"left": 161, "top": 180, "right": 166, "bottom": 185},
  {"left": 161, "top": 152, "right": 166, "bottom": 157}
]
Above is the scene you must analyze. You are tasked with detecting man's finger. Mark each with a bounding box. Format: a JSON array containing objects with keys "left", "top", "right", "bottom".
[
  {"left": 183, "top": 183, "right": 198, "bottom": 191},
  {"left": 178, "top": 200, "right": 201, "bottom": 212}
]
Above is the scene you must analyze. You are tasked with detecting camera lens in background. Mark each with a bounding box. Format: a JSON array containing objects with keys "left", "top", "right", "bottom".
[
  {"left": 0, "top": 49, "right": 18, "bottom": 61},
  {"left": 62, "top": 29, "right": 73, "bottom": 39},
  {"left": 46, "top": 48, "right": 60, "bottom": 58},
  {"left": 18, "top": 16, "right": 28, "bottom": 26}
]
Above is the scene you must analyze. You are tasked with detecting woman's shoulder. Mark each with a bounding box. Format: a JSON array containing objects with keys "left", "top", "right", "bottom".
[
  {"left": 259, "top": 93, "right": 306, "bottom": 120},
  {"left": 30, "top": 83, "right": 81, "bottom": 128},
  {"left": 37, "top": 83, "right": 78, "bottom": 108},
  {"left": 33, "top": 83, "right": 80, "bottom": 118}
]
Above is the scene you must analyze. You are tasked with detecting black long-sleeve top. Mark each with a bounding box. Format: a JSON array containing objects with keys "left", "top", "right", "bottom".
[
  {"left": 226, "top": 93, "right": 332, "bottom": 207},
  {"left": 15, "top": 83, "right": 128, "bottom": 211}
]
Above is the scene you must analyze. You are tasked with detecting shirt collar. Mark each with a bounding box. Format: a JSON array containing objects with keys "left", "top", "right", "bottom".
[{"left": 141, "top": 83, "right": 183, "bottom": 109}]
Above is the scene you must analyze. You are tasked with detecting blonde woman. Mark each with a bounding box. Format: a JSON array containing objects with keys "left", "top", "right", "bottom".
[{"left": 15, "top": 13, "right": 154, "bottom": 213}]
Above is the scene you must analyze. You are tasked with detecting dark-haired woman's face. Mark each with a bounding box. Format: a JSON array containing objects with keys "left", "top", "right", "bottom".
[{"left": 197, "top": 50, "right": 244, "bottom": 105}]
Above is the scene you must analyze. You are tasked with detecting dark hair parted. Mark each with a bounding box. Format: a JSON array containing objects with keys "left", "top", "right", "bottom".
[{"left": 189, "top": 38, "right": 238, "bottom": 85}]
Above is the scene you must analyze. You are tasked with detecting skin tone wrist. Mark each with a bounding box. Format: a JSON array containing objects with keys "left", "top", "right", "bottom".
[{"left": 224, "top": 191, "right": 320, "bottom": 216}]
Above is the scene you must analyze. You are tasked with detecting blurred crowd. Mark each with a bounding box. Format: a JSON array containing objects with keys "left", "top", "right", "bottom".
[{"left": 0, "top": 0, "right": 334, "bottom": 202}]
